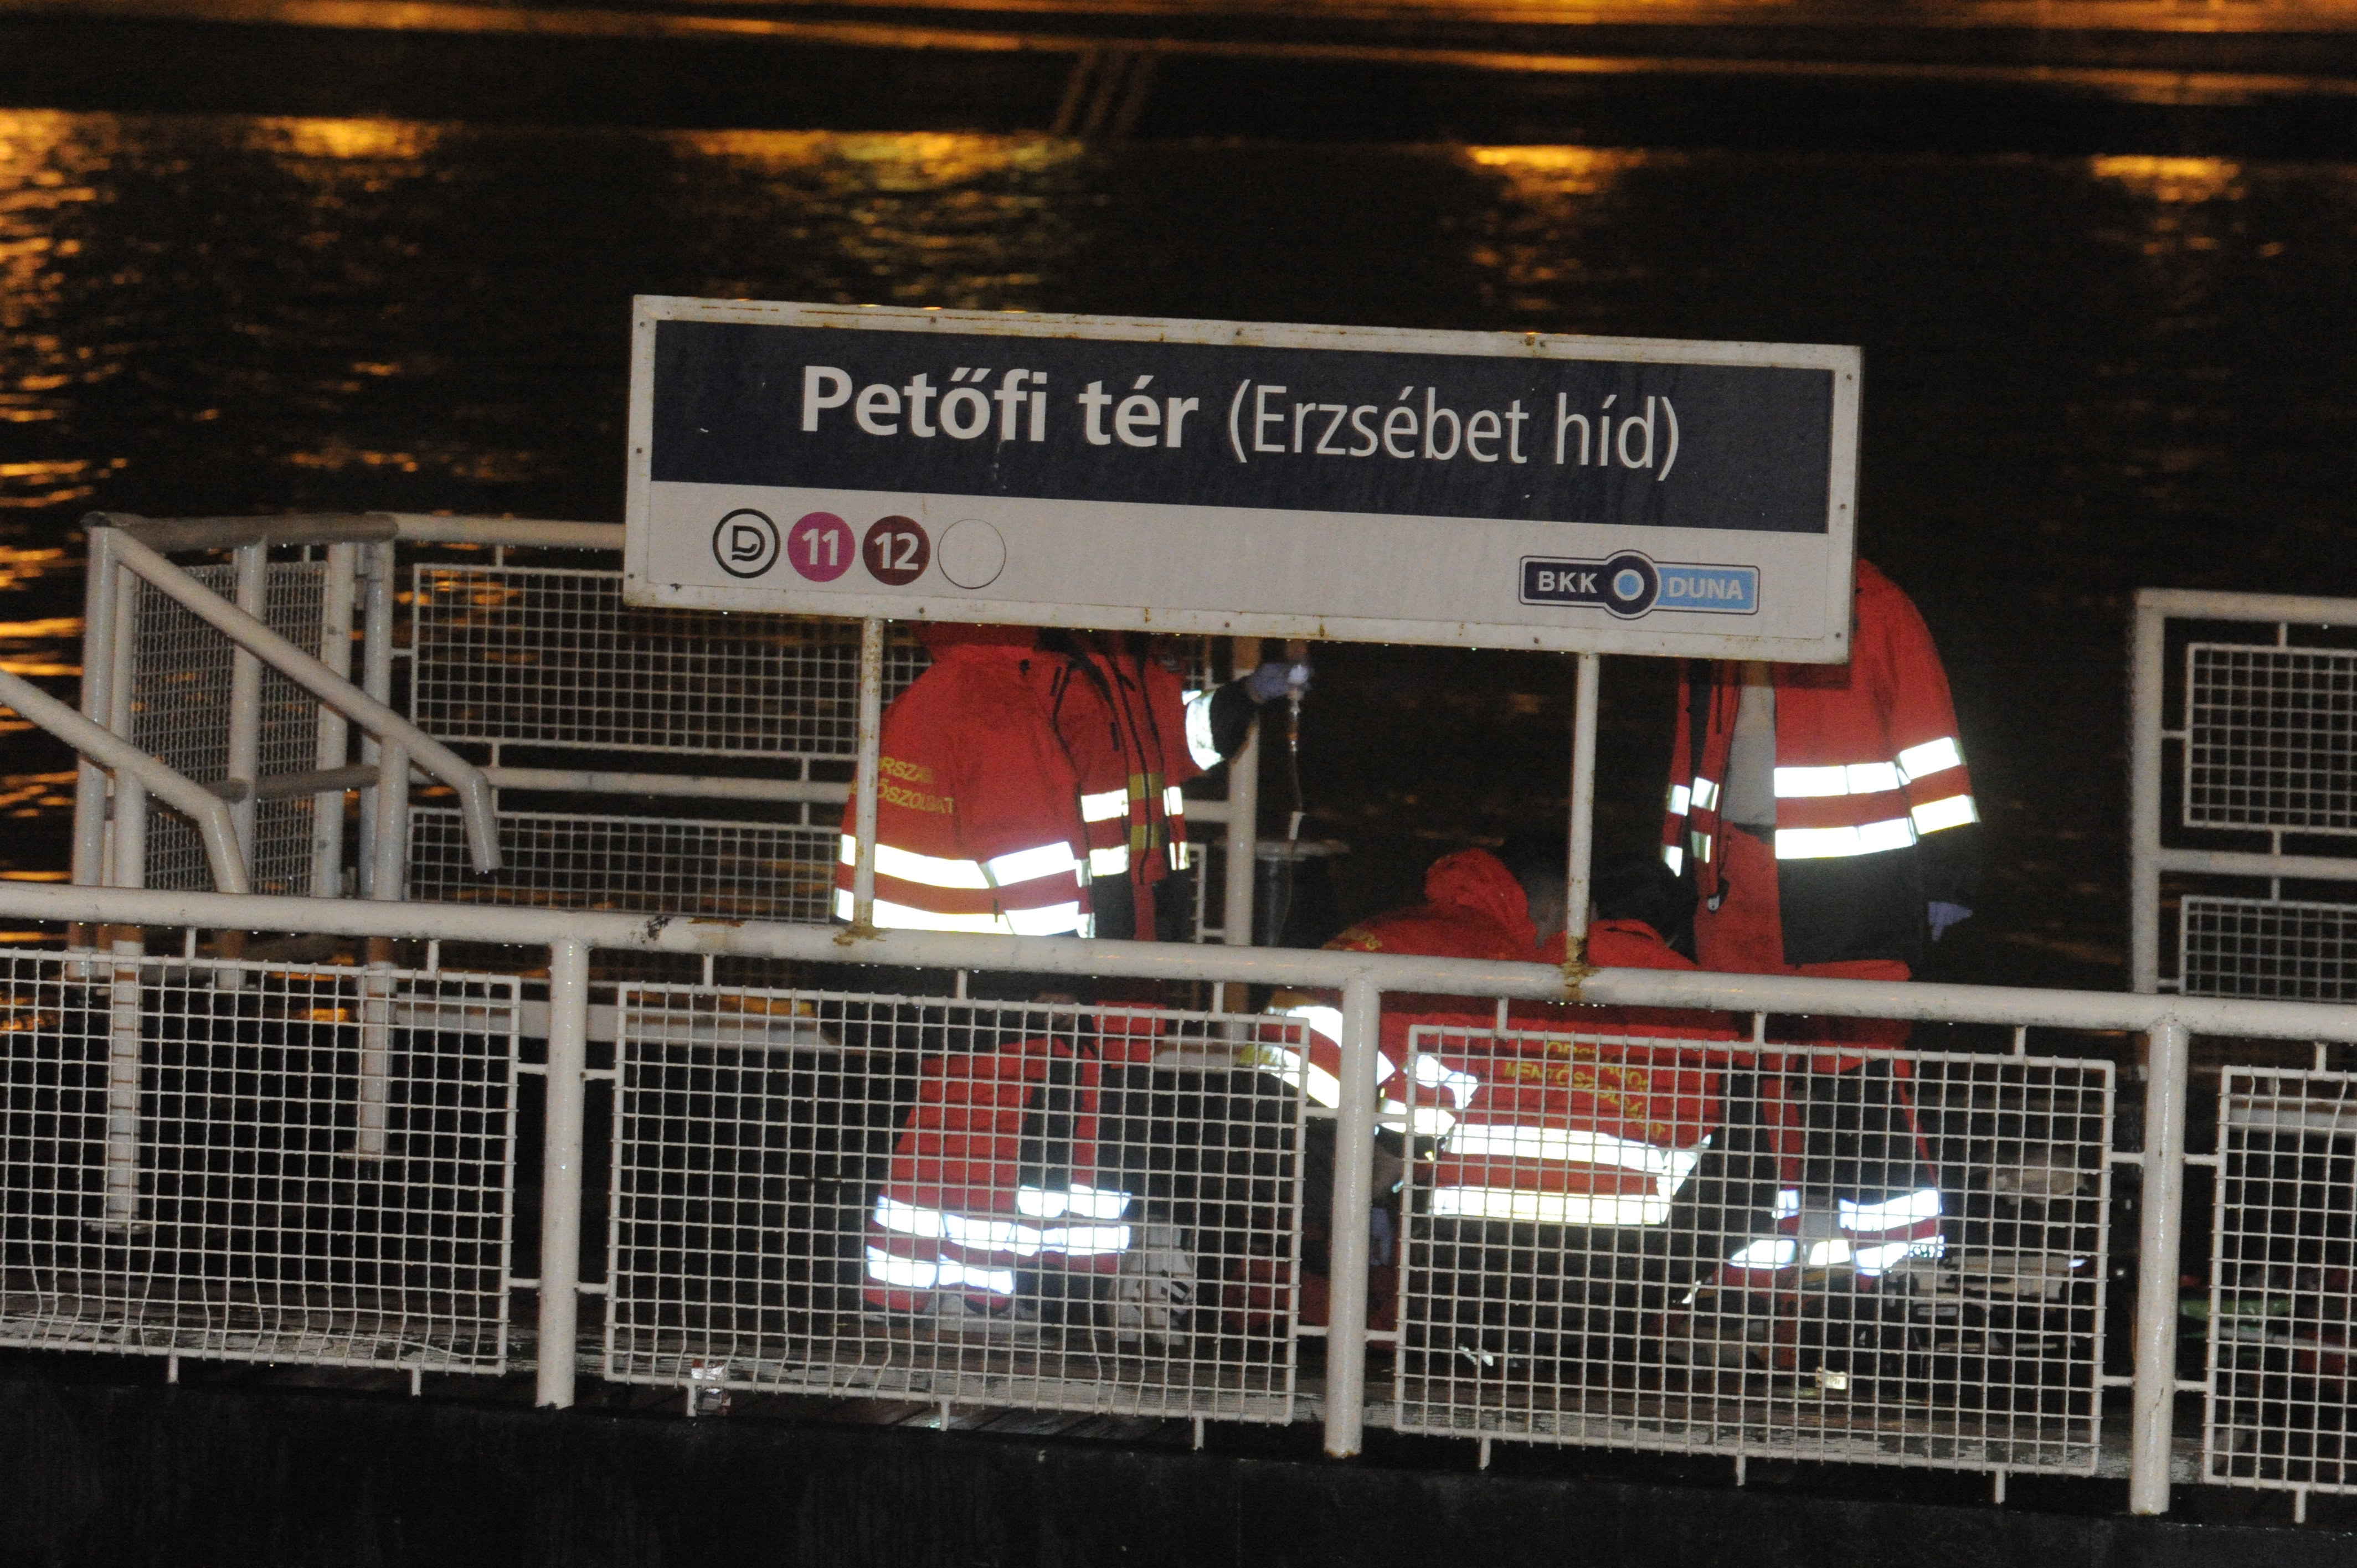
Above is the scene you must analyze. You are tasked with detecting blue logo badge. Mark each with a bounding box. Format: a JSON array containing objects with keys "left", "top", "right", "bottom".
[{"left": 1519, "top": 552, "right": 1757, "bottom": 618}]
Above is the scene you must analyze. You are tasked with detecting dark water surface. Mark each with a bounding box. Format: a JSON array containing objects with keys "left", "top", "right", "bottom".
[{"left": 3, "top": 109, "right": 2355, "bottom": 988}]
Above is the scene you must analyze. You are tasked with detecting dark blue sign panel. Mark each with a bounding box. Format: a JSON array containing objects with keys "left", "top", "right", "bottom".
[{"left": 626, "top": 300, "right": 1860, "bottom": 661}]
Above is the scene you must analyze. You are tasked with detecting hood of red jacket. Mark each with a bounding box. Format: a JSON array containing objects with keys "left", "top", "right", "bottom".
[
  {"left": 917, "top": 622, "right": 1037, "bottom": 655},
  {"left": 1423, "top": 849, "right": 1536, "bottom": 954}
]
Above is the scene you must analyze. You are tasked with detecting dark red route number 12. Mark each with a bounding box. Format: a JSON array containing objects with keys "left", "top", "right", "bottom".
[{"left": 864, "top": 517, "right": 932, "bottom": 586}]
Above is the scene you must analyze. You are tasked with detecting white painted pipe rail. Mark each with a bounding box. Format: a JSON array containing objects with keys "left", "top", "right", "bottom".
[
  {"left": 0, "top": 669, "right": 249, "bottom": 894},
  {"left": 9, "top": 879, "right": 2354, "bottom": 1503},
  {"left": 1566, "top": 649, "right": 1599, "bottom": 948},
  {"left": 2128, "top": 584, "right": 2357, "bottom": 997},
  {"left": 102, "top": 529, "right": 502, "bottom": 876},
  {"left": 14, "top": 882, "right": 2357, "bottom": 1041},
  {"left": 481, "top": 766, "right": 851, "bottom": 805}
]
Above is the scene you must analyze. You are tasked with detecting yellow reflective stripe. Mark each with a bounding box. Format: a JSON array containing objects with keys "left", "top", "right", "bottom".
[
  {"left": 1910, "top": 793, "right": 1979, "bottom": 834},
  {"left": 845, "top": 890, "right": 1008, "bottom": 934},
  {"left": 986, "top": 841, "right": 1079, "bottom": 886},
  {"left": 1442, "top": 1125, "right": 1701, "bottom": 1183},
  {"left": 1005, "top": 901, "right": 1085, "bottom": 935},
  {"left": 839, "top": 832, "right": 856, "bottom": 866},
  {"left": 1427, "top": 1188, "right": 1674, "bottom": 1227},
  {"left": 1080, "top": 789, "right": 1128, "bottom": 823},
  {"left": 1164, "top": 785, "right": 1185, "bottom": 816},
  {"left": 1773, "top": 761, "right": 1904, "bottom": 798},
  {"left": 1774, "top": 765, "right": 1848, "bottom": 798},
  {"left": 875, "top": 842, "right": 990, "bottom": 890},
  {"left": 842, "top": 891, "right": 1083, "bottom": 937},
  {"left": 1662, "top": 844, "right": 1685, "bottom": 876},
  {"left": 1014, "top": 1183, "right": 1131, "bottom": 1221},
  {"left": 865, "top": 1246, "right": 1019, "bottom": 1296},
  {"left": 1691, "top": 776, "right": 1719, "bottom": 810},
  {"left": 1773, "top": 818, "right": 1917, "bottom": 859},
  {"left": 1089, "top": 845, "right": 1130, "bottom": 878},
  {"left": 1667, "top": 783, "right": 1691, "bottom": 817},
  {"left": 1897, "top": 736, "right": 1964, "bottom": 782}
]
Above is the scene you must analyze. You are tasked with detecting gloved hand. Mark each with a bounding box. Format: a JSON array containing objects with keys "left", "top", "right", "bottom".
[
  {"left": 1245, "top": 658, "right": 1313, "bottom": 703},
  {"left": 1928, "top": 901, "right": 1973, "bottom": 941}
]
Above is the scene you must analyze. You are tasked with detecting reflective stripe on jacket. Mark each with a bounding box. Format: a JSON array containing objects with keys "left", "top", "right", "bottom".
[
  {"left": 1031, "top": 635, "right": 1207, "bottom": 896},
  {"left": 1425, "top": 919, "right": 1735, "bottom": 1227},
  {"left": 1250, "top": 849, "right": 1541, "bottom": 1136},
  {"left": 864, "top": 1034, "right": 1136, "bottom": 1311},
  {"left": 834, "top": 626, "right": 1091, "bottom": 937},
  {"left": 1660, "top": 559, "right": 1981, "bottom": 966}
]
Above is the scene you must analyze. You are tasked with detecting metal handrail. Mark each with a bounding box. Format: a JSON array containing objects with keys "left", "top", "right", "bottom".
[
  {"left": 0, "top": 670, "right": 249, "bottom": 893},
  {"left": 101, "top": 528, "right": 502, "bottom": 875},
  {"left": 2129, "top": 585, "right": 2357, "bottom": 996},
  {"left": 11, "top": 878, "right": 2339, "bottom": 1513}
]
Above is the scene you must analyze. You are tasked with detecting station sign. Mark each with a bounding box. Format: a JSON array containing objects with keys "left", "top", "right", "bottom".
[{"left": 624, "top": 298, "right": 1861, "bottom": 661}]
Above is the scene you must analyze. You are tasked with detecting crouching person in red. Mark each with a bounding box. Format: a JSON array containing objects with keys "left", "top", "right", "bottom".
[
  {"left": 1407, "top": 852, "right": 1740, "bottom": 1373},
  {"left": 1230, "top": 839, "right": 1569, "bottom": 1335},
  {"left": 864, "top": 1011, "right": 1190, "bottom": 1342}
]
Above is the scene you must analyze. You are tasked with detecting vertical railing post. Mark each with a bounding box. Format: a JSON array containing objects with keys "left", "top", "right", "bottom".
[
  {"left": 536, "top": 937, "right": 591, "bottom": 1409},
  {"left": 101, "top": 934, "right": 145, "bottom": 1230},
  {"left": 1566, "top": 651, "right": 1600, "bottom": 948},
  {"left": 2130, "top": 1017, "right": 2192, "bottom": 1514},
  {"left": 369, "top": 740, "right": 410, "bottom": 904},
  {"left": 1223, "top": 637, "right": 1262, "bottom": 946},
  {"left": 2129, "top": 592, "right": 2165, "bottom": 994},
  {"left": 70, "top": 525, "right": 118, "bottom": 905},
  {"left": 104, "top": 564, "right": 143, "bottom": 894},
  {"left": 353, "top": 962, "right": 394, "bottom": 1160},
  {"left": 225, "top": 542, "right": 266, "bottom": 865},
  {"left": 850, "top": 618, "right": 884, "bottom": 927},
  {"left": 310, "top": 542, "right": 356, "bottom": 899},
  {"left": 1322, "top": 971, "right": 1381, "bottom": 1457},
  {"left": 355, "top": 542, "right": 395, "bottom": 897}
]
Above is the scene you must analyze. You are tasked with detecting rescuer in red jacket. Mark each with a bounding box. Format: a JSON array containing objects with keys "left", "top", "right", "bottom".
[
  {"left": 832, "top": 623, "right": 1091, "bottom": 938},
  {"left": 1660, "top": 559, "right": 1982, "bottom": 1044},
  {"left": 1027, "top": 631, "right": 1298, "bottom": 942}
]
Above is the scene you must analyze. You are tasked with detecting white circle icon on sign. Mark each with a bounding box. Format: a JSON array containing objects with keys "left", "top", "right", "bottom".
[{"left": 938, "top": 519, "right": 1006, "bottom": 590}]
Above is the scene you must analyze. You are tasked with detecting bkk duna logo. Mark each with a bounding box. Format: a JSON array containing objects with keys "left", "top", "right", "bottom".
[{"left": 1519, "top": 551, "right": 1759, "bottom": 619}]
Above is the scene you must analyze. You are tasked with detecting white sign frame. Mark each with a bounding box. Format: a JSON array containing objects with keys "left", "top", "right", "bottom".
[{"left": 625, "top": 298, "right": 1861, "bottom": 662}]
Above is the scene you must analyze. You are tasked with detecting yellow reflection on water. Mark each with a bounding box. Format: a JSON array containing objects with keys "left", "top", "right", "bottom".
[
  {"left": 1462, "top": 145, "right": 1653, "bottom": 318},
  {"left": 2088, "top": 155, "right": 2243, "bottom": 204},
  {"left": 253, "top": 115, "right": 443, "bottom": 166},
  {"left": 666, "top": 130, "right": 1082, "bottom": 310},
  {"left": 673, "top": 129, "right": 1074, "bottom": 188},
  {"left": 0, "top": 110, "right": 111, "bottom": 443},
  {"left": 1466, "top": 143, "right": 1645, "bottom": 198}
]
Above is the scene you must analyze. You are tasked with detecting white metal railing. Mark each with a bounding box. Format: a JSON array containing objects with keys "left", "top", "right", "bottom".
[
  {"left": 11, "top": 883, "right": 2357, "bottom": 1514},
  {"left": 2130, "top": 586, "right": 2357, "bottom": 1000},
  {"left": 65, "top": 514, "right": 1265, "bottom": 946}
]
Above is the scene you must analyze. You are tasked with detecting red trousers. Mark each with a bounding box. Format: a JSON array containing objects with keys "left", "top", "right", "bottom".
[{"left": 1696, "top": 827, "right": 1911, "bottom": 1050}]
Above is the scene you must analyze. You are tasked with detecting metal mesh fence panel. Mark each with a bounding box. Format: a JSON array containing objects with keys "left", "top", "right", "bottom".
[
  {"left": 133, "top": 560, "right": 327, "bottom": 895},
  {"left": 606, "top": 990, "right": 1308, "bottom": 1423},
  {"left": 407, "top": 807, "right": 835, "bottom": 922},
  {"left": 1392, "top": 1029, "right": 2113, "bottom": 1475},
  {"left": 0, "top": 953, "right": 518, "bottom": 1372},
  {"left": 2185, "top": 643, "right": 2357, "bottom": 834},
  {"left": 2206, "top": 1069, "right": 2357, "bottom": 1495},
  {"left": 2181, "top": 898, "right": 2357, "bottom": 1003},
  {"left": 409, "top": 566, "right": 924, "bottom": 758}
]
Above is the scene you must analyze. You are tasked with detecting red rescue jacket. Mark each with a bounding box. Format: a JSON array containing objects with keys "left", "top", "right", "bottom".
[
  {"left": 1254, "top": 849, "right": 1537, "bottom": 1127},
  {"left": 834, "top": 624, "right": 1091, "bottom": 937},
  {"left": 1028, "top": 633, "right": 1216, "bottom": 938},
  {"left": 864, "top": 1025, "right": 1154, "bottom": 1311},
  {"left": 1422, "top": 920, "right": 1736, "bottom": 1226},
  {"left": 1661, "top": 559, "right": 1982, "bottom": 967}
]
